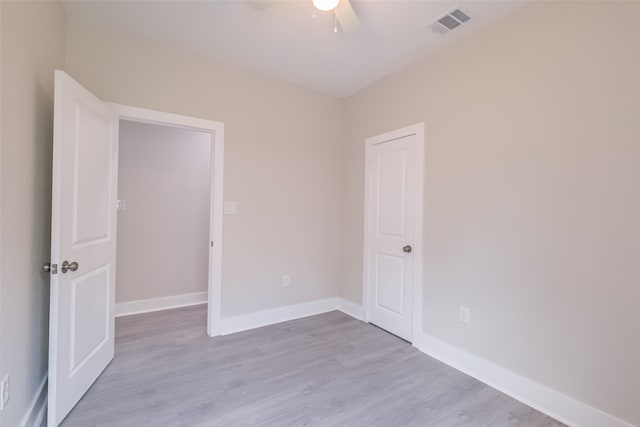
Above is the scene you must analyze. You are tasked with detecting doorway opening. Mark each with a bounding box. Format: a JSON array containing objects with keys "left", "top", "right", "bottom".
[
  {"left": 109, "top": 103, "right": 224, "bottom": 337},
  {"left": 48, "top": 72, "right": 225, "bottom": 425},
  {"left": 115, "top": 120, "right": 211, "bottom": 322}
]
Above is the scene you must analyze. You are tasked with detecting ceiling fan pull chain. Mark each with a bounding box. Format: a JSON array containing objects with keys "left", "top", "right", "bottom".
[{"left": 334, "top": 12, "right": 338, "bottom": 32}]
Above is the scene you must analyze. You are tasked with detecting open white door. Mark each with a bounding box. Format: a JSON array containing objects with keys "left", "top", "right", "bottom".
[{"left": 47, "top": 70, "right": 119, "bottom": 426}]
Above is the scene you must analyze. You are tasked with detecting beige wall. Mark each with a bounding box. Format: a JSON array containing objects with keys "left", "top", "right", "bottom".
[
  {"left": 1, "top": 1, "right": 637, "bottom": 425},
  {"left": 0, "top": 2, "right": 66, "bottom": 426},
  {"left": 343, "top": 1, "right": 640, "bottom": 425},
  {"left": 117, "top": 121, "right": 211, "bottom": 303},
  {"left": 65, "top": 23, "right": 345, "bottom": 317}
]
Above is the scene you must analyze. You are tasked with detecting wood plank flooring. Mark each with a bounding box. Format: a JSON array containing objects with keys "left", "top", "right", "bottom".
[{"left": 60, "top": 306, "right": 566, "bottom": 427}]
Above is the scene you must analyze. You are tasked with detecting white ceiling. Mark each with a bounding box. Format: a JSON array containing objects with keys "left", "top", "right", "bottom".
[{"left": 62, "top": 0, "right": 528, "bottom": 98}]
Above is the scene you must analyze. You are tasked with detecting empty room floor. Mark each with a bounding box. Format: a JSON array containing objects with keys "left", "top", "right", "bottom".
[{"left": 60, "top": 306, "right": 565, "bottom": 427}]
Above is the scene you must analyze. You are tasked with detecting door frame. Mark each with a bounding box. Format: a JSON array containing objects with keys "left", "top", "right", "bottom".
[
  {"left": 362, "top": 122, "right": 424, "bottom": 344},
  {"left": 108, "top": 103, "right": 224, "bottom": 337}
]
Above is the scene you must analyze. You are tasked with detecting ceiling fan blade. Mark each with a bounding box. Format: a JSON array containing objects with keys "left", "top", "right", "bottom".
[
  {"left": 335, "top": 0, "right": 360, "bottom": 33},
  {"left": 247, "top": 0, "right": 276, "bottom": 11}
]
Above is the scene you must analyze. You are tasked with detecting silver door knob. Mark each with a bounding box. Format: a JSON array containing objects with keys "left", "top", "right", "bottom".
[
  {"left": 43, "top": 263, "right": 51, "bottom": 273},
  {"left": 61, "top": 261, "right": 79, "bottom": 273},
  {"left": 403, "top": 245, "right": 413, "bottom": 253}
]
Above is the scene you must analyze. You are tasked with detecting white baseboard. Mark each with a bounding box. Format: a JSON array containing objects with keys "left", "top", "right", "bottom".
[
  {"left": 221, "top": 298, "right": 339, "bottom": 335},
  {"left": 115, "top": 292, "right": 208, "bottom": 317},
  {"left": 334, "top": 304, "right": 634, "bottom": 427},
  {"left": 414, "top": 333, "right": 636, "bottom": 427},
  {"left": 337, "top": 297, "right": 363, "bottom": 320},
  {"left": 19, "top": 375, "right": 47, "bottom": 427}
]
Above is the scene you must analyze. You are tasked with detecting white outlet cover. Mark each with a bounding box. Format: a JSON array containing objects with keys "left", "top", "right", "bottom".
[
  {"left": 282, "top": 274, "right": 290, "bottom": 287},
  {"left": 223, "top": 201, "right": 237, "bottom": 215}
]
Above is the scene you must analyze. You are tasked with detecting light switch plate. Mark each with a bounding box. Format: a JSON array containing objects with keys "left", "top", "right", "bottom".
[
  {"left": 116, "top": 199, "right": 126, "bottom": 211},
  {"left": 223, "top": 201, "right": 237, "bottom": 215}
]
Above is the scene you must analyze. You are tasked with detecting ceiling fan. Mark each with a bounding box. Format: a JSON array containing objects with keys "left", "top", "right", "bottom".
[{"left": 248, "top": 0, "right": 361, "bottom": 33}]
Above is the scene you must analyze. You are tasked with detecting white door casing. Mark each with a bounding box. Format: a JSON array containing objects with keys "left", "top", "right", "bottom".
[
  {"left": 363, "top": 123, "right": 424, "bottom": 343},
  {"left": 106, "top": 103, "right": 225, "bottom": 337},
  {"left": 48, "top": 70, "right": 119, "bottom": 426}
]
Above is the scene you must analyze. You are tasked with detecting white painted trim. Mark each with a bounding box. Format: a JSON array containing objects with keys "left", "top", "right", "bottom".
[
  {"left": 337, "top": 298, "right": 363, "bottom": 320},
  {"left": 207, "top": 124, "right": 224, "bottom": 337},
  {"left": 362, "top": 122, "right": 425, "bottom": 344},
  {"left": 415, "top": 333, "right": 636, "bottom": 427},
  {"left": 106, "top": 103, "right": 224, "bottom": 337},
  {"left": 106, "top": 104, "right": 224, "bottom": 132},
  {"left": 221, "top": 298, "right": 338, "bottom": 335},
  {"left": 115, "top": 292, "right": 208, "bottom": 317},
  {"left": 18, "top": 375, "right": 48, "bottom": 427}
]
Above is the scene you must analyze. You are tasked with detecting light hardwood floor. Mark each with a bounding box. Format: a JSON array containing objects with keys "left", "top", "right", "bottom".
[{"left": 60, "top": 305, "right": 565, "bottom": 427}]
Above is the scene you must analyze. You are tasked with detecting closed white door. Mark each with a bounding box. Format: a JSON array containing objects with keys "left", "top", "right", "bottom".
[
  {"left": 364, "top": 128, "right": 421, "bottom": 342},
  {"left": 47, "top": 70, "right": 119, "bottom": 426}
]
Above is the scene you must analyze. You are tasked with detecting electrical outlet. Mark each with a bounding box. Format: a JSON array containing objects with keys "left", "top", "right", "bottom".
[
  {"left": 459, "top": 306, "right": 470, "bottom": 324},
  {"left": 282, "top": 274, "right": 291, "bottom": 287},
  {"left": 1, "top": 373, "right": 10, "bottom": 410}
]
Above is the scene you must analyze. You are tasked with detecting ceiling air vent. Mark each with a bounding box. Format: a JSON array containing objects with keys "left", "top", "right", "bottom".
[{"left": 426, "top": 8, "right": 471, "bottom": 35}]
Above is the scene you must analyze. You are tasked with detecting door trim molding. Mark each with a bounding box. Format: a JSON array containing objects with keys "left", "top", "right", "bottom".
[
  {"left": 107, "top": 103, "right": 224, "bottom": 337},
  {"left": 362, "top": 122, "right": 424, "bottom": 344}
]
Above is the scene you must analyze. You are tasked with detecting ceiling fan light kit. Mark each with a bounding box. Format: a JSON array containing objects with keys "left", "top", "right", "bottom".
[
  {"left": 312, "top": 0, "right": 340, "bottom": 12},
  {"left": 249, "top": 0, "right": 361, "bottom": 34}
]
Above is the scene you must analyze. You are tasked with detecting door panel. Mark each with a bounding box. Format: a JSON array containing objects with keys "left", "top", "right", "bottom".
[
  {"left": 377, "top": 149, "right": 406, "bottom": 237},
  {"left": 73, "top": 102, "right": 113, "bottom": 245},
  {"left": 48, "top": 70, "right": 118, "bottom": 426},
  {"left": 366, "top": 133, "right": 417, "bottom": 341},
  {"left": 69, "top": 265, "right": 110, "bottom": 374},
  {"left": 375, "top": 253, "right": 405, "bottom": 315}
]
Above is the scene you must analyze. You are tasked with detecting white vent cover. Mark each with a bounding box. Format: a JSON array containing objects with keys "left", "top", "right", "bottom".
[{"left": 426, "top": 8, "right": 471, "bottom": 35}]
